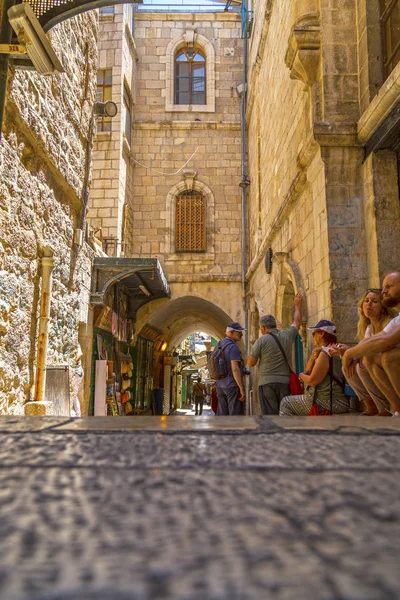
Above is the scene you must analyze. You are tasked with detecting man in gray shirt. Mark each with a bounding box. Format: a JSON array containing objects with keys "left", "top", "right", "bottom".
[{"left": 247, "top": 294, "right": 302, "bottom": 414}]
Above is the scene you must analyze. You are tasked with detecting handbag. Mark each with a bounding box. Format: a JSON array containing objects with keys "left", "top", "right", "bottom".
[
  {"left": 308, "top": 356, "right": 334, "bottom": 416},
  {"left": 268, "top": 333, "right": 304, "bottom": 395}
]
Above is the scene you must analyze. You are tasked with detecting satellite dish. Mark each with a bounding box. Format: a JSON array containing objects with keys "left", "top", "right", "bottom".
[{"left": 265, "top": 247, "right": 273, "bottom": 274}]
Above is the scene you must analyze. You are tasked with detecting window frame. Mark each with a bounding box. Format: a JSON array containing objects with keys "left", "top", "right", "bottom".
[
  {"left": 123, "top": 84, "right": 133, "bottom": 146},
  {"left": 380, "top": 0, "right": 400, "bottom": 78},
  {"left": 175, "top": 190, "right": 206, "bottom": 253},
  {"left": 96, "top": 69, "right": 112, "bottom": 132},
  {"left": 174, "top": 47, "right": 206, "bottom": 106},
  {"left": 165, "top": 32, "right": 216, "bottom": 113}
]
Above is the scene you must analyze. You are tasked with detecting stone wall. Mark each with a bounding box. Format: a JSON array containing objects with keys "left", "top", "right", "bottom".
[
  {"left": 90, "top": 5, "right": 138, "bottom": 248},
  {"left": 246, "top": 0, "right": 400, "bottom": 364},
  {"left": 0, "top": 13, "right": 98, "bottom": 414},
  {"left": 129, "top": 12, "right": 243, "bottom": 285}
]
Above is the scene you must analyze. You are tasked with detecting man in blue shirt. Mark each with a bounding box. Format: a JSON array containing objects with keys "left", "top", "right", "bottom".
[{"left": 216, "top": 322, "right": 246, "bottom": 415}]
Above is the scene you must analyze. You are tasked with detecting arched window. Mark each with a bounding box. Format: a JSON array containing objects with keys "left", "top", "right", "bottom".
[
  {"left": 174, "top": 48, "right": 206, "bottom": 105},
  {"left": 175, "top": 191, "right": 206, "bottom": 252}
]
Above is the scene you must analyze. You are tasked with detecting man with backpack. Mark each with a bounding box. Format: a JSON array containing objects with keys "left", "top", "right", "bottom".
[{"left": 210, "top": 322, "right": 246, "bottom": 416}]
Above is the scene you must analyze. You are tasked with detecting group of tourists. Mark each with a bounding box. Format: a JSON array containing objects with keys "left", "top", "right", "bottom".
[{"left": 212, "top": 270, "right": 400, "bottom": 417}]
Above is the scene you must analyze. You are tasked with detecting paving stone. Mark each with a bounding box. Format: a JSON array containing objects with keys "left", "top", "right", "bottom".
[{"left": 0, "top": 418, "right": 400, "bottom": 599}]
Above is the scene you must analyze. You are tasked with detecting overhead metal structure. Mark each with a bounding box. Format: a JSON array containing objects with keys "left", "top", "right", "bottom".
[{"left": 137, "top": 0, "right": 241, "bottom": 12}]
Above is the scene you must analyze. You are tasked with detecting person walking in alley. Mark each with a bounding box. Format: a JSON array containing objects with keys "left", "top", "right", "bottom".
[
  {"left": 192, "top": 376, "right": 206, "bottom": 416},
  {"left": 342, "top": 271, "right": 400, "bottom": 415},
  {"left": 215, "top": 323, "right": 246, "bottom": 415},
  {"left": 247, "top": 294, "right": 302, "bottom": 414}
]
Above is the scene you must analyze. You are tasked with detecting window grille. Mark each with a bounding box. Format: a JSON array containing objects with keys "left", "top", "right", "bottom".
[
  {"left": 97, "top": 69, "right": 112, "bottom": 132},
  {"left": 123, "top": 84, "right": 132, "bottom": 145},
  {"left": 380, "top": 0, "right": 400, "bottom": 78},
  {"left": 174, "top": 47, "right": 206, "bottom": 105},
  {"left": 175, "top": 191, "right": 206, "bottom": 252}
]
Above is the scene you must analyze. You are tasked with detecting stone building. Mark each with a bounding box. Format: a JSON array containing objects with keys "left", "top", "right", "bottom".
[
  {"left": 2, "top": 0, "right": 400, "bottom": 416},
  {"left": 0, "top": 13, "right": 98, "bottom": 414},
  {"left": 246, "top": 0, "right": 400, "bottom": 367},
  {"left": 89, "top": 4, "right": 245, "bottom": 413}
]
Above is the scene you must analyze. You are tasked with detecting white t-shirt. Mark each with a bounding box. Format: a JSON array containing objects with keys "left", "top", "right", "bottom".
[{"left": 365, "top": 315, "right": 400, "bottom": 347}]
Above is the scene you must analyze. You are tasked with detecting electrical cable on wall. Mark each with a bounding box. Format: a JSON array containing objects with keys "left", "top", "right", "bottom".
[{"left": 131, "top": 146, "right": 199, "bottom": 176}]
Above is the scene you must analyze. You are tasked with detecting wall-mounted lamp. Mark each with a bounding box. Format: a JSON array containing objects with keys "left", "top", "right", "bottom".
[
  {"left": 94, "top": 101, "right": 118, "bottom": 118},
  {"left": 161, "top": 341, "right": 167, "bottom": 352},
  {"left": 7, "top": 2, "right": 64, "bottom": 75},
  {"left": 239, "top": 177, "right": 250, "bottom": 188},
  {"left": 139, "top": 284, "right": 151, "bottom": 297}
]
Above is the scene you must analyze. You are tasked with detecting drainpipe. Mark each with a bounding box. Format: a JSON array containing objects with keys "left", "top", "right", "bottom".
[
  {"left": 238, "top": 0, "right": 250, "bottom": 410},
  {"left": 33, "top": 245, "right": 55, "bottom": 402}
]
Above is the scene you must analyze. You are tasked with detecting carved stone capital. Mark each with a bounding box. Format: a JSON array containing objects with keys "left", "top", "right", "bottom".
[
  {"left": 183, "top": 26, "right": 197, "bottom": 46},
  {"left": 285, "top": 20, "right": 321, "bottom": 89},
  {"left": 182, "top": 168, "right": 198, "bottom": 191}
]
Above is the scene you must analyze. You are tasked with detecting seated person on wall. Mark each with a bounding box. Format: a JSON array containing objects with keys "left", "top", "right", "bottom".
[
  {"left": 342, "top": 271, "right": 400, "bottom": 416},
  {"left": 328, "top": 289, "right": 397, "bottom": 416},
  {"left": 279, "top": 320, "right": 349, "bottom": 416}
]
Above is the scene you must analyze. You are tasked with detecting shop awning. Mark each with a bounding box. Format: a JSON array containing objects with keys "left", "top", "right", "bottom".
[{"left": 91, "top": 257, "right": 170, "bottom": 318}]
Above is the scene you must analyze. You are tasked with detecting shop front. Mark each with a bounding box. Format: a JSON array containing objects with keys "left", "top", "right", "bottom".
[{"left": 90, "top": 258, "right": 170, "bottom": 416}]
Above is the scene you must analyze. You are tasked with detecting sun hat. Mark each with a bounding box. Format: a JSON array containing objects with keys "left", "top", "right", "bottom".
[
  {"left": 226, "top": 322, "right": 245, "bottom": 332},
  {"left": 308, "top": 319, "right": 336, "bottom": 335}
]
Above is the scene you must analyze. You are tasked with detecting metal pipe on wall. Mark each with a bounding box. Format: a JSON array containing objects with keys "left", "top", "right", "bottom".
[{"left": 33, "top": 245, "right": 55, "bottom": 402}]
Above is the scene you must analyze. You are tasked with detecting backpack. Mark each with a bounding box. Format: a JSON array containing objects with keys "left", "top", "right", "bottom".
[{"left": 206, "top": 340, "right": 235, "bottom": 381}]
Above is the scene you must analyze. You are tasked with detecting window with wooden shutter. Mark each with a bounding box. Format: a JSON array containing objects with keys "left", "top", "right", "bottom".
[
  {"left": 175, "top": 191, "right": 206, "bottom": 252},
  {"left": 380, "top": 0, "right": 400, "bottom": 78}
]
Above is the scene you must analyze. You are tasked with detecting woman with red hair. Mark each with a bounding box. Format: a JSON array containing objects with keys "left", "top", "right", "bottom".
[{"left": 279, "top": 320, "right": 349, "bottom": 415}]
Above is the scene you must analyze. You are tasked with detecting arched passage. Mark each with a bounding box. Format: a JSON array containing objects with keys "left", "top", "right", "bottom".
[
  {"left": 141, "top": 295, "right": 235, "bottom": 351},
  {"left": 135, "top": 294, "right": 243, "bottom": 415}
]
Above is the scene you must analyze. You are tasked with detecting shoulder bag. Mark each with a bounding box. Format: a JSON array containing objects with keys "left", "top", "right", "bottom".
[{"left": 267, "top": 332, "right": 304, "bottom": 395}]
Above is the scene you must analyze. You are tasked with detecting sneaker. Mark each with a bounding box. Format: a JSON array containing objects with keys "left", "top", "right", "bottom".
[{"left": 393, "top": 412, "right": 400, "bottom": 417}]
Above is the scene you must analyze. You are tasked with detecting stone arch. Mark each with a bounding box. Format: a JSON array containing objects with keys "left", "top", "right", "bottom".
[
  {"left": 273, "top": 252, "right": 308, "bottom": 345},
  {"left": 165, "top": 178, "right": 215, "bottom": 260},
  {"left": 139, "top": 295, "right": 234, "bottom": 351},
  {"left": 165, "top": 30, "right": 216, "bottom": 113}
]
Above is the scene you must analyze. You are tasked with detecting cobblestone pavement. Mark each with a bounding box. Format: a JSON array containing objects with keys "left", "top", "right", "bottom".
[{"left": 0, "top": 416, "right": 399, "bottom": 600}]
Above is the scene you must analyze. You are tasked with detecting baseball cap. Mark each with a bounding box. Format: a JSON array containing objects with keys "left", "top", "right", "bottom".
[
  {"left": 260, "top": 315, "right": 277, "bottom": 329},
  {"left": 308, "top": 319, "right": 336, "bottom": 335},
  {"left": 226, "top": 322, "right": 246, "bottom": 332}
]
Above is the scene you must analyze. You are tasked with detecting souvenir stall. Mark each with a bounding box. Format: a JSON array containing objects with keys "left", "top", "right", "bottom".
[{"left": 90, "top": 257, "right": 170, "bottom": 416}]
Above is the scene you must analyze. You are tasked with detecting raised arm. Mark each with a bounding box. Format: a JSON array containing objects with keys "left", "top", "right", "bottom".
[{"left": 291, "top": 293, "right": 303, "bottom": 329}]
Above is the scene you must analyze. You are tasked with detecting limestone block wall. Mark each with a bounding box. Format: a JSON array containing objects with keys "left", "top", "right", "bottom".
[
  {"left": 246, "top": 0, "right": 396, "bottom": 347},
  {"left": 0, "top": 14, "right": 98, "bottom": 414},
  {"left": 128, "top": 12, "right": 243, "bottom": 282},
  {"left": 90, "top": 6, "right": 137, "bottom": 246},
  {"left": 246, "top": 0, "right": 333, "bottom": 342}
]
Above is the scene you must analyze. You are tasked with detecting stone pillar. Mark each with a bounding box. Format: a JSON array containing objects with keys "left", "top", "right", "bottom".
[
  {"left": 361, "top": 150, "right": 400, "bottom": 285},
  {"left": 320, "top": 145, "right": 368, "bottom": 342}
]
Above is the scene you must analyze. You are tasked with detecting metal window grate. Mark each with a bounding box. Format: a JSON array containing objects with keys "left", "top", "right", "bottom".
[{"left": 175, "top": 191, "right": 205, "bottom": 252}]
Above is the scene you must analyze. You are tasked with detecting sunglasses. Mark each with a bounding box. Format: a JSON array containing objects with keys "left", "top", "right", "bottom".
[{"left": 366, "top": 288, "right": 382, "bottom": 294}]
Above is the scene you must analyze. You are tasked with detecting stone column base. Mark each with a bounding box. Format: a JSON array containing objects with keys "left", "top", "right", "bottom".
[{"left": 24, "top": 401, "right": 54, "bottom": 416}]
